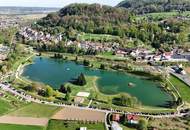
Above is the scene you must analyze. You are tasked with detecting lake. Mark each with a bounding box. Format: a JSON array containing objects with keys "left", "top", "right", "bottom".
[{"left": 22, "top": 57, "right": 173, "bottom": 107}]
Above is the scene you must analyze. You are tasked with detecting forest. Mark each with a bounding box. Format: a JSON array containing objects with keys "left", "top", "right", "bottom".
[
  {"left": 32, "top": 3, "right": 190, "bottom": 50},
  {"left": 118, "top": 0, "right": 190, "bottom": 14}
]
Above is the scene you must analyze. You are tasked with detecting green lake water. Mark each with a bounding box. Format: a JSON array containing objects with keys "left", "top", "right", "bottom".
[{"left": 22, "top": 57, "right": 173, "bottom": 107}]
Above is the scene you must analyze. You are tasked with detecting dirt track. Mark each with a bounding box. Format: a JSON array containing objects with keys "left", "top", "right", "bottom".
[
  {"left": 0, "top": 116, "right": 49, "bottom": 126},
  {"left": 52, "top": 107, "right": 105, "bottom": 122}
]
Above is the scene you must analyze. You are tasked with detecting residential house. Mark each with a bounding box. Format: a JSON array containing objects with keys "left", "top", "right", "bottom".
[
  {"left": 80, "top": 127, "right": 87, "bottom": 130},
  {"left": 126, "top": 114, "right": 139, "bottom": 124},
  {"left": 111, "top": 121, "right": 123, "bottom": 130}
]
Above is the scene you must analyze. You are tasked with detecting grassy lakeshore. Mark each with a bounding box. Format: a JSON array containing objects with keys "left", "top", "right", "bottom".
[
  {"left": 65, "top": 76, "right": 175, "bottom": 113},
  {"left": 13, "top": 54, "right": 176, "bottom": 113},
  {"left": 169, "top": 75, "right": 190, "bottom": 103}
]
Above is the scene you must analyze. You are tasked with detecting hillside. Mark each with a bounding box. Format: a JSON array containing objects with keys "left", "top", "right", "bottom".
[
  {"left": 31, "top": 3, "right": 190, "bottom": 50},
  {"left": 35, "top": 3, "right": 132, "bottom": 37},
  {"left": 117, "top": 0, "right": 190, "bottom": 14}
]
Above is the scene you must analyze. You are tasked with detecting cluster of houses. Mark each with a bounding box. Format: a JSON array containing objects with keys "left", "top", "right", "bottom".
[
  {"left": 0, "top": 44, "right": 9, "bottom": 62},
  {"left": 19, "top": 27, "right": 63, "bottom": 44},
  {"left": 0, "top": 15, "right": 22, "bottom": 29},
  {"left": 66, "top": 40, "right": 119, "bottom": 52},
  {"left": 19, "top": 27, "right": 121, "bottom": 52},
  {"left": 115, "top": 47, "right": 188, "bottom": 62},
  {"left": 111, "top": 113, "right": 139, "bottom": 130},
  {"left": 18, "top": 28, "right": 189, "bottom": 63}
]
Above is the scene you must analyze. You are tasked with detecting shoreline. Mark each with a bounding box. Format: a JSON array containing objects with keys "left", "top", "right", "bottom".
[
  {"left": 13, "top": 55, "right": 178, "bottom": 112},
  {"left": 15, "top": 54, "right": 35, "bottom": 84}
]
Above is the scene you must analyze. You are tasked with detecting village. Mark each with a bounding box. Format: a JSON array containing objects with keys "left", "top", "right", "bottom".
[
  {"left": 0, "top": 44, "right": 9, "bottom": 62},
  {"left": 1, "top": 1, "right": 190, "bottom": 130},
  {"left": 0, "top": 15, "right": 20, "bottom": 29},
  {"left": 19, "top": 27, "right": 190, "bottom": 64}
]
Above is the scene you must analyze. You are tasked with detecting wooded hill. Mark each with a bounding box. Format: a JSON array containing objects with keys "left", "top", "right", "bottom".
[
  {"left": 117, "top": 0, "right": 190, "bottom": 14},
  {"left": 32, "top": 3, "right": 190, "bottom": 50},
  {"left": 35, "top": 3, "right": 132, "bottom": 37}
]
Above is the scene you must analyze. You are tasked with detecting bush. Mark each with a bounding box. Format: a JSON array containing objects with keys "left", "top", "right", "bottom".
[
  {"left": 100, "top": 64, "right": 105, "bottom": 70},
  {"left": 83, "top": 59, "right": 90, "bottom": 66}
]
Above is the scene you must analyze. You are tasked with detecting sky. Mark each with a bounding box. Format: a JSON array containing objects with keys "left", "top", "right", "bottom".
[{"left": 0, "top": 0, "right": 122, "bottom": 8}]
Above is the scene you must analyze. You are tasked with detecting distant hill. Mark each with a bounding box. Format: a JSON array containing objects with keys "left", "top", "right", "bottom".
[
  {"left": 36, "top": 3, "right": 131, "bottom": 37},
  {"left": 0, "top": 6, "right": 60, "bottom": 15},
  {"left": 117, "top": 0, "right": 190, "bottom": 14},
  {"left": 33, "top": 3, "right": 190, "bottom": 50}
]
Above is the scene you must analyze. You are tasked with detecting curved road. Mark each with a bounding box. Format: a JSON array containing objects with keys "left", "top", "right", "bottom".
[{"left": 0, "top": 83, "right": 189, "bottom": 119}]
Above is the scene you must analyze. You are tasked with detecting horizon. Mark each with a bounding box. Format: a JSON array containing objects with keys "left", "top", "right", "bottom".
[{"left": 0, "top": 0, "right": 122, "bottom": 8}]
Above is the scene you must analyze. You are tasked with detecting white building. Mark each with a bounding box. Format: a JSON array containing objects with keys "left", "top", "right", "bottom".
[
  {"left": 111, "top": 122, "right": 123, "bottom": 130},
  {"left": 80, "top": 127, "right": 87, "bottom": 130}
]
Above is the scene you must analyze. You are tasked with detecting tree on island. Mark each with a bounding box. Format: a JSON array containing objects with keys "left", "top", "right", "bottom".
[
  {"left": 59, "top": 84, "right": 72, "bottom": 93},
  {"left": 67, "top": 86, "right": 72, "bottom": 93},
  {"left": 59, "top": 84, "right": 67, "bottom": 93},
  {"left": 76, "top": 73, "right": 87, "bottom": 86},
  {"left": 65, "top": 92, "right": 70, "bottom": 101}
]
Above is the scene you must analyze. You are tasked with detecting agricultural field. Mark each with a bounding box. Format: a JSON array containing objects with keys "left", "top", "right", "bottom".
[
  {"left": 47, "top": 120, "right": 105, "bottom": 130},
  {"left": 0, "top": 124, "right": 45, "bottom": 130},
  {"left": 8, "top": 103, "right": 61, "bottom": 118},
  {"left": 52, "top": 107, "right": 105, "bottom": 122},
  {"left": 0, "top": 91, "right": 26, "bottom": 115},
  {"left": 138, "top": 11, "right": 190, "bottom": 20},
  {"left": 149, "top": 117, "right": 190, "bottom": 130}
]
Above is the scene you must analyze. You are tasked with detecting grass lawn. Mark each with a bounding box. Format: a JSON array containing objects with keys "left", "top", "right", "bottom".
[
  {"left": 169, "top": 75, "right": 190, "bottom": 103},
  {"left": 0, "top": 90, "right": 26, "bottom": 115},
  {"left": 0, "top": 100, "right": 14, "bottom": 115},
  {"left": 8, "top": 103, "right": 61, "bottom": 118},
  {"left": 97, "top": 52, "right": 127, "bottom": 60},
  {"left": 47, "top": 120, "right": 105, "bottom": 130},
  {"left": 120, "top": 124, "right": 136, "bottom": 130},
  {"left": 138, "top": 11, "right": 190, "bottom": 20},
  {"left": 78, "top": 33, "right": 120, "bottom": 41},
  {"left": 0, "top": 124, "right": 44, "bottom": 130},
  {"left": 65, "top": 76, "right": 121, "bottom": 103}
]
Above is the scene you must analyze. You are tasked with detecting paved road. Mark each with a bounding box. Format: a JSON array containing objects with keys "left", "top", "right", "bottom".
[{"left": 0, "top": 83, "right": 189, "bottom": 119}]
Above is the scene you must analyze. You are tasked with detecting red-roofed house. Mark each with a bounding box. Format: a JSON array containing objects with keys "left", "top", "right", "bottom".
[{"left": 126, "top": 114, "right": 139, "bottom": 124}]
